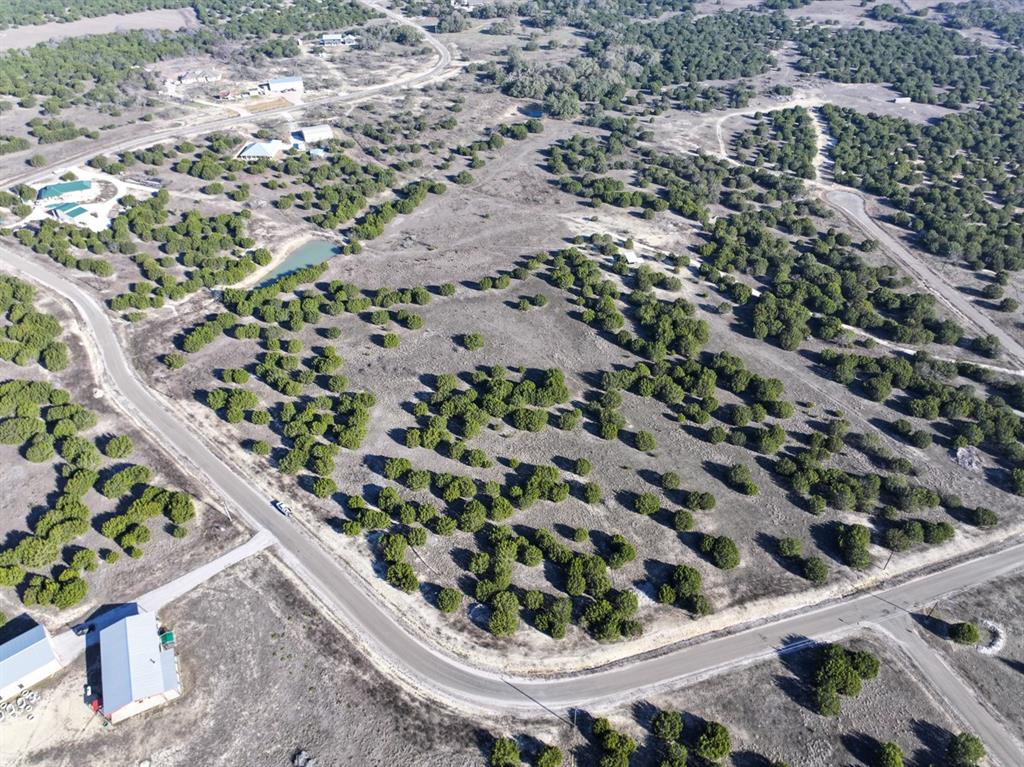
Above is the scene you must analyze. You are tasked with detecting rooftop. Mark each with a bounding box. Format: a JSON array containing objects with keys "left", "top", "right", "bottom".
[
  {"left": 99, "top": 612, "right": 179, "bottom": 716},
  {"left": 239, "top": 140, "right": 289, "bottom": 159},
  {"left": 0, "top": 625, "right": 57, "bottom": 691},
  {"left": 47, "top": 202, "right": 88, "bottom": 218},
  {"left": 37, "top": 180, "right": 92, "bottom": 200}
]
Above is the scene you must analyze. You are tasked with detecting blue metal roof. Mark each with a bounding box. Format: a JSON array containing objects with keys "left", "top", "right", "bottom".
[
  {"left": 100, "top": 613, "right": 178, "bottom": 716},
  {"left": 0, "top": 625, "right": 57, "bottom": 692}
]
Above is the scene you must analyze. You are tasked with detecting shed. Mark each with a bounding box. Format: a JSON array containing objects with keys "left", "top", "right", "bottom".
[
  {"left": 0, "top": 624, "right": 61, "bottom": 702},
  {"left": 37, "top": 180, "right": 92, "bottom": 201},
  {"left": 299, "top": 124, "right": 333, "bottom": 143},
  {"left": 99, "top": 613, "right": 181, "bottom": 723}
]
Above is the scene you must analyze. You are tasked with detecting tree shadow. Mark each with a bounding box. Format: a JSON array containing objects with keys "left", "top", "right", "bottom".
[
  {"left": 754, "top": 531, "right": 803, "bottom": 576},
  {"left": 910, "top": 611, "right": 949, "bottom": 640},
  {"left": 909, "top": 719, "right": 951, "bottom": 767},
  {"left": 629, "top": 699, "right": 661, "bottom": 734},
  {"left": 775, "top": 634, "right": 821, "bottom": 712},
  {"left": 841, "top": 731, "right": 883, "bottom": 766},
  {"left": 809, "top": 520, "right": 845, "bottom": 565},
  {"left": 732, "top": 753, "right": 775, "bottom": 767}
]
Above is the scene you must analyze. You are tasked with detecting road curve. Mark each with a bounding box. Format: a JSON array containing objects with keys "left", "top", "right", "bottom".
[{"left": 3, "top": 245, "right": 1024, "bottom": 726}]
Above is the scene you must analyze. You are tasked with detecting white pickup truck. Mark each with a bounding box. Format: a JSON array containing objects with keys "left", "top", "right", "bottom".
[{"left": 272, "top": 499, "right": 292, "bottom": 517}]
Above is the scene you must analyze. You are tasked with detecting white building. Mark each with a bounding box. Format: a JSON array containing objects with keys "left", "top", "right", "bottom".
[
  {"left": 100, "top": 612, "right": 180, "bottom": 724},
  {"left": 321, "top": 33, "right": 358, "bottom": 47},
  {"left": 266, "top": 76, "right": 304, "bottom": 93},
  {"left": 238, "top": 140, "right": 290, "bottom": 160},
  {"left": 299, "top": 124, "right": 333, "bottom": 143},
  {"left": 178, "top": 69, "right": 221, "bottom": 85},
  {"left": 0, "top": 624, "right": 61, "bottom": 702}
]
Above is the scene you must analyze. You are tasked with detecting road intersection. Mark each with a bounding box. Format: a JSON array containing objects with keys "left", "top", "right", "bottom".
[
  {"left": 1, "top": 8, "right": 1022, "bottom": 762},
  {"left": 4, "top": 243, "right": 1024, "bottom": 766}
]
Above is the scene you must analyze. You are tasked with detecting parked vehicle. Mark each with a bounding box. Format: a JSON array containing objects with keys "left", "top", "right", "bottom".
[{"left": 273, "top": 499, "right": 292, "bottom": 517}]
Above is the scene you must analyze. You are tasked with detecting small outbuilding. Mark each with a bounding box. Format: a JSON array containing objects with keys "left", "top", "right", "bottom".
[
  {"left": 299, "top": 124, "right": 333, "bottom": 143},
  {"left": 99, "top": 612, "right": 181, "bottom": 724},
  {"left": 0, "top": 624, "right": 61, "bottom": 702},
  {"left": 47, "top": 201, "right": 90, "bottom": 224},
  {"left": 37, "top": 180, "right": 92, "bottom": 202}
]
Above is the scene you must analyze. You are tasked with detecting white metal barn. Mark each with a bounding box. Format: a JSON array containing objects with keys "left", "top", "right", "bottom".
[
  {"left": 0, "top": 624, "right": 60, "bottom": 702},
  {"left": 300, "top": 124, "right": 334, "bottom": 143},
  {"left": 266, "top": 76, "right": 304, "bottom": 93},
  {"left": 100, "top": 613, "right": 180, "bottom": 723}
]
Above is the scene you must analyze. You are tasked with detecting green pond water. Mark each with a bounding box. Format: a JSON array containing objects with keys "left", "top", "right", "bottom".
[{"left": 262, "top": 239, "right": 340, "bottom": 285}]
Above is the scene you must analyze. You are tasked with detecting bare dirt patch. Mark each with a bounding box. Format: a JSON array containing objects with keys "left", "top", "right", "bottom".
[
  {"left": 910, "top": 571, "right": 1024, "bottom": 741},
  {"left": 4, "top": 553, "right": 491, "bottom": 767},
  {"left": 587, "top": 632, "right": 961, "bottom": 766},
  {"left": 0, "top": 8, "right": 199, "bottom": 52}
]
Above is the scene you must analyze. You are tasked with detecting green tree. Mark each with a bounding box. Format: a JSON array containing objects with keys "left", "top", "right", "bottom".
[
  {"left": 652, "top": 709, "right": 683, "bottom": 742},
  {"left": 949, "top": 622, "right": 980, "bottom": 645},
  {"left": 946, "top": 733, "right": 985, "bottom": 767},
  {"left": 876, "top": 742, "right": 903, "bottom": 767},
  {"left": 103, "top": 434, "right": 134, "bottom": 458},
  {"left": 537, "top": 744, "right": 563, "bottom": 767},
  {"left": 490, "top": 737, "right": 520, "bottom": 767},
  {"left": 437, "top": 587, "right": 462, "bottom": 613},
  {"left": 697, "top": 721, "right": 731, "bottom": 763},
  {"left": 635, "top": 493, "right": 660, "bottom": 515},
  {"left": 461, "top": 332, "right": 485, "bottom": 350},
  {"left": 635, "top": 430, "right": 656, "bottom": 451},
  {"left": 386, "top": 562, "right": 418, "bottom": 593},
  {"left": 312, "top": 476, "right": 337, "bottom": 498},
  {"left": 804, "top": 556, "right": 829, "bottom": 584},
  {"left": 778, "top": 537, "right": 802, "bottom": 558}
]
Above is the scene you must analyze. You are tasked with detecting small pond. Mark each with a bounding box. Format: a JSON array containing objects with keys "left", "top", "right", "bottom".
[{"left": 261, "top": 239, "right": 340, "bottom": 286}]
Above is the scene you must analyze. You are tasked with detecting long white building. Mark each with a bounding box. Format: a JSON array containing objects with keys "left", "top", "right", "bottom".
[
  {"left": 100, "top": 612, "right": 180, "bottom": 723},
  {"left": 299, "top": 124, "right": 333, "bottom": 143},
  {"left": 266, "top": 76, "right": 304, "bottom": 93},
  {"left": 0, "top": 624, "right": 61, "bottom": 702}
]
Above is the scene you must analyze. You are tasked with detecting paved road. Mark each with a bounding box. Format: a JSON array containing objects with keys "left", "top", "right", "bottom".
[
  {"left": 714, "top": 105, "right": 1024, "bottom": 371},
  {"left": 872, "top": 616, "right": 1024, "bottom": 767},
  {"left": 825, "top": 189, "right": 1024, "bottom": 369},
  {"left": 4, "top": 243, "right": 1024, "bottom": 725}
]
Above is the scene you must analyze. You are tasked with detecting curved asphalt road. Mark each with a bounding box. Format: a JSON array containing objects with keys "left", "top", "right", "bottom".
[
  {"left": 2, "top": 17, "right": 1023, "bottom": 758},
  {"left": 3, "top": 246, "right": 1024, "bottom": 752}
]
